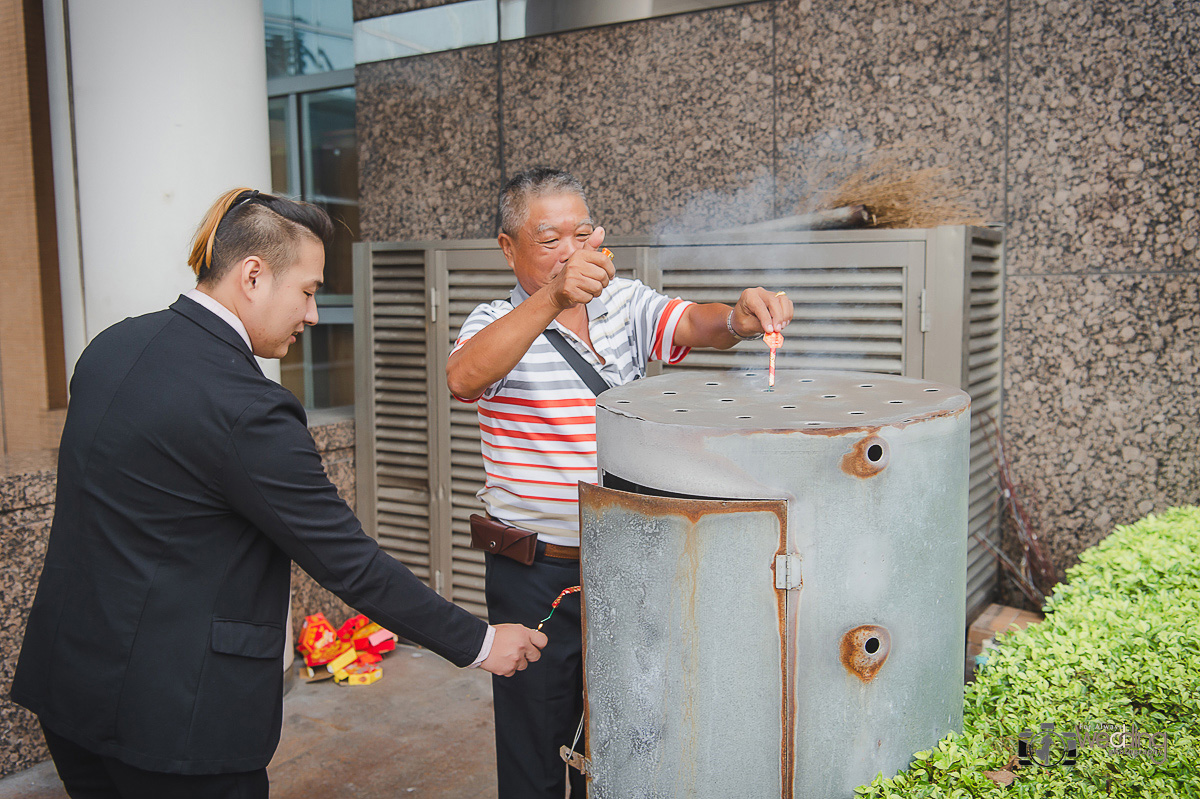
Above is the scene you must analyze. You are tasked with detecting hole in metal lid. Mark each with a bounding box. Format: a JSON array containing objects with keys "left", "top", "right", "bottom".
[
  {"left": 782, "top": 405, "right": 796, "bottom": 409},
  {"left": 924, "top": 388, "right": 939, "bottom": 392},
  {"left": 849, "top": 411, "right": 864, "bottom": 415},
  {"left": 616, "top": 400, "right": 630, "bottom": 404},
  {"left": 800, "top": 378, "right": 813, "bottom": 383},
  {"left": 888, "top": 400, "right": 903, "bottom": 404},
  {"left": 859, "top": 384, "right": 874, "bottom": 388},
  {"left": 865, "top": 637, "right": 880, "bottom": 654},
  {"left": 866, "top": 444, "right": 884, "bottom": 462},
  {"left": 663, "top": 391, "right": 677, "bottom": 395},
  {"left": 805, "top": 421, "right": 822, "bottom": 426},
  {"left": 822, "top": 394, "right": 837, "bottom": 398},
  {"left": 745, "top": 372, "right": 758, "bottom": 377},
  {"left": 705, "top": 381, "right": 719, "bottom": 386},
  {"left": 674, "top": 408, "right": 688, "bottom": 412},
  {"left": 736, "top": 415, "right": 752, "bottom": 419},
  {"left": 720, "top": 398, "right": 734, "bottom": 403}
]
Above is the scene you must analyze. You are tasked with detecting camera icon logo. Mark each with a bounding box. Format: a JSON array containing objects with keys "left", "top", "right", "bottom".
[{"left": 1019, "top": 723, "right": 1078, "bottom": 768}]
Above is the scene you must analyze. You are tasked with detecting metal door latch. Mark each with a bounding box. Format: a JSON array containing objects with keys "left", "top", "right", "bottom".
[
  {"left": 775, "top": 554, "right": 803, "bottom": 590},
  {"left": 560, "top": 745, "right": 592, "bottom": 775}
]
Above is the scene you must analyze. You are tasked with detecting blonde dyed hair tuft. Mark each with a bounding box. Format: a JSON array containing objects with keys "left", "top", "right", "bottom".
[{"left": 187, "top": 187, "right": 333, "bottom": 284}]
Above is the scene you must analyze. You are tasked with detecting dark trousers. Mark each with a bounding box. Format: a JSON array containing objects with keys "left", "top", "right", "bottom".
[
  {"left": 41, "top": 723, "right": 268, "bottom": 799},
  {"left": 486, "top": 548, "right": 586, "bottom": 799}
]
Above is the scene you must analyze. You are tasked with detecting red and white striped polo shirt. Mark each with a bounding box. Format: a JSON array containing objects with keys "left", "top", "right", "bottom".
[{"left": 451, "top": 278, "right": 693, "bottom": 545}]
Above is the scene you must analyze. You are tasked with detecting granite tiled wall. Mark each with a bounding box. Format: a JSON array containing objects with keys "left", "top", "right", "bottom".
[
  {"left": 356, "top": 0, "right": 1200, "bottom": 583},
  {"left": 353, "top": 0, "right": 454, "bottom": 21},
  {"left": 1002, "top": 0, "right": 1200, "bottom": 562},
  {"left": 358, "top": 46, "right": 500, "bottom": 241},
  {"left": 1004, "top": 274, "right": 1200, "bottom": 566},
  {"left": 0, "top": 451, "right": 56, "bottom": 777},
  {"left": 502, "top": 3, "right": 775, "bottom": 234},
  {"left": 290, "top": 417, "right": 358, "bottom": 639},
  {"left": 0, "top": 420, "right": 358, "bottom": 779},
  {"left": 775, "top": 0, "right": 1006, "bottom": 222}
]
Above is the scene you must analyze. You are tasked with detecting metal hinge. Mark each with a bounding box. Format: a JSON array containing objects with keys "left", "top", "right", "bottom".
[
  {"left": 561, "top": 746, "right": 592, "bottom": 775},
  {"left": 775, "top": 554, "right": 803, "bottom": 590},
  {"left": 919, "top": 288, "right": 930, "bottom": 333},
  {"left": 434, "top": 569, "right": 444, "bottom": 595},
  {"left": 429, "top": 287, "right": 439, "bottom": 323}
]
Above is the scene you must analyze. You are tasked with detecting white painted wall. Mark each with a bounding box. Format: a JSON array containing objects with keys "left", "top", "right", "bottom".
[{"left": 46, "top": 0, "right": 280, "bottom": 381}]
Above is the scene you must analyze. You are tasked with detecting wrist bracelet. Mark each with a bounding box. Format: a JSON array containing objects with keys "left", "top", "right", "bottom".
[{"left": 726, "top": 309, "right": 763, "bottom": 341}]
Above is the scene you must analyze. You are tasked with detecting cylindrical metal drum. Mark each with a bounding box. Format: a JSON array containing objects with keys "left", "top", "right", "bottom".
[{"left": 579, "top": 369, "right": 970, "bottom": 799}]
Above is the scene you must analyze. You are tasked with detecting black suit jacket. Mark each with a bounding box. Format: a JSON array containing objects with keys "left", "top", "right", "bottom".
[{"left": 11, "top": 296, "right": 487, "bottom": 774}]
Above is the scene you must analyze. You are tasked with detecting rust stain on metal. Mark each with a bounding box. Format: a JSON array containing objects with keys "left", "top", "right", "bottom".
[
  {"left": 840, "top": 625, "right": 891, "bottom": 683},
  {"left": 578, "top": 482, "right": 792, "bottom": 793},
  {"left": 840, "top": 434, "right": 889, "bottom": 478},
  {"left": 890, "top": 401, "right": 971, "bottom": 428},
  {"left": 578, "top": 573, "right": 593, "bottom": 780},
  {"left": 578, "top": 481, "right": 786, "bottom": 530},
  {"left": 772, "top": 538, "right": 796, "bottom": 799},
  {"left": 674, "top": 513, "right": 702, "bottom": 797}
]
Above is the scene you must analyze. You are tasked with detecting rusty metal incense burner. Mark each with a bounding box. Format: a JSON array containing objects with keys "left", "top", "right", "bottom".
[{"left": 579, "top": 369, "right": 970, "bottom": 799}]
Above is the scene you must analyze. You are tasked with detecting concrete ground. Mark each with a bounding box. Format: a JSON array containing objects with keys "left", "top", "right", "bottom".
[{"left": 0, "top": 645, "right": 499, "bottom": 799}]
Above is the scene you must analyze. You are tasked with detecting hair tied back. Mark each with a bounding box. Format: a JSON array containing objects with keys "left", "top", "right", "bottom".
[{"left": 188, "top": 187, "right": 257, "bottom": 277}]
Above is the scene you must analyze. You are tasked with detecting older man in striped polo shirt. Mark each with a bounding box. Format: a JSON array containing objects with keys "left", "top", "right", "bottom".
[{"left": 447, "top": 167, "right": 793, "bottom": 799}]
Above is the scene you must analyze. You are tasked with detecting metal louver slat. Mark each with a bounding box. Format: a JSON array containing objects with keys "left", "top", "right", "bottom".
[
  {"left": 359, "top": 247, "right": 434, "bottom": 583},
  {"left": 438, "top": 251, "right": 517, "bottom": 619},
  {"left": 963, "top": 229, "right": 1004, "bottom": 620},
  {"left": 658, "top": 242, "right": 917, "bottom": 379}
]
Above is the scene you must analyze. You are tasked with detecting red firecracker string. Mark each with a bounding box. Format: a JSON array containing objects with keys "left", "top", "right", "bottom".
[
  {"left": 537, "top": 586, "right": 581, "bottom": 630},
  {"left": 765, "top": 331, "right": 783, "bottom": 388}
]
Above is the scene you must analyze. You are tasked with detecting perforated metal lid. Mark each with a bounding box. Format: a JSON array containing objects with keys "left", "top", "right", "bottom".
[{"left": 598, "top": 370, "right": 970, "bottom": 431}]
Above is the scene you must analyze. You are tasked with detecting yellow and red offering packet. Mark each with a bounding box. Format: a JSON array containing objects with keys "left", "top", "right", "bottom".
[
  {"left": 336, "top": 613, "right": 372, "bottom": 641},
  {"left": 298, "top": 613, "right": 355, "bottom": 667}
]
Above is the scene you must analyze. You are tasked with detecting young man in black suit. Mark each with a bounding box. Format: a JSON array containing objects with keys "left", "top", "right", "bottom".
[{"left": 10, "top": 188, "right": 546, "bottom": 798}]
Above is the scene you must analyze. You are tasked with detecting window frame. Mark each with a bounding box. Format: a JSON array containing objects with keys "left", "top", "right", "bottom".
[{"left": 268, "top": 67, "right": 357, "bottom": 411}]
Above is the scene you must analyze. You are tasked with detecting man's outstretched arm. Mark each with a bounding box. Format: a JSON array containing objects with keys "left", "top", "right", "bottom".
[{"left": 674, "top": 287, "right": 794, "bottom": 350}]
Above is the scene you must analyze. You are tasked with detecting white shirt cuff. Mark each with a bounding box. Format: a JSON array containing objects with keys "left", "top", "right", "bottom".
[{"left": 468, "top": 624, "right": 496, "bottom": 668}]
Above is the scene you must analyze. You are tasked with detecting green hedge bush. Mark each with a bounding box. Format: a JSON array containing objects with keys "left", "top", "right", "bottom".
[{"left": 855, "top": 505, "right": 1200, "bottom": 798}]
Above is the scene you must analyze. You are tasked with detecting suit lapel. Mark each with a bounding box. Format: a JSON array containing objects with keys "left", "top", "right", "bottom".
[{"left": 169, "top": 295, "right": 265, "bottom": 375}]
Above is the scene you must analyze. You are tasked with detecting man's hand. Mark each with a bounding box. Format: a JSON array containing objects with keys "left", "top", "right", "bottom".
[
  {"left": 729, "top": 287, "right": 794, "bottom": 338},
  {"left": 479, "top": 623, "right": 548, "bottom": 677},
  {"left": 540, "top": 227, "right": 615, "bottom": 311},
  {"left": 674, "top": 286, "right": 796, "bottom": 350}
]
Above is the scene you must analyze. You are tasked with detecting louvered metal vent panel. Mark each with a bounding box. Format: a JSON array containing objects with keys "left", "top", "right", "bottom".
[
  {"left": 358, "top": 229, "right": 1002, "bottom": 628},
  {"left": 963, "top": 230, "right": 1005, "bottom": 618},
  {"left": 655, "top": 243, "right": 921, "bottom": 375},
  {"left": 443, "top": 256, "right": 517, "bottom": 618},
  {"left": 367, "top": 250, "right": 433, "bottom": 581}
]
